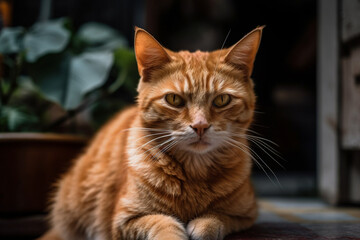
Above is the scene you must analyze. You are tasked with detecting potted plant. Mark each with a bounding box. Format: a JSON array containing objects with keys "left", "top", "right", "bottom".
[{"left": 0, "top": 18, "right": 138, "bottom": 237}]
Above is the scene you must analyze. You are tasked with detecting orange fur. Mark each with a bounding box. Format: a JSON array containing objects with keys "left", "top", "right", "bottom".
[{"left": 38, "top": 26, "right": 263, "bottom": 240}]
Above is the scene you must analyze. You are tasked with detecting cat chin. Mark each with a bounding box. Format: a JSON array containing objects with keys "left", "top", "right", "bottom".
[{"left": 183, "top": 141, "right": 216, "bottom": 154}]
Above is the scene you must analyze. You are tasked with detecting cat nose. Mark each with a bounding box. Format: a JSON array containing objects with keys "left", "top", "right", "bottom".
[{"left": 190, "top": 121, "right": 210, "bottom": 137}]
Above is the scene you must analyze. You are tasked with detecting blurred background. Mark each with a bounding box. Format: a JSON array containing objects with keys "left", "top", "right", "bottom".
[{"left": 0, "top": 0, "right": 359, "bottom": 239}]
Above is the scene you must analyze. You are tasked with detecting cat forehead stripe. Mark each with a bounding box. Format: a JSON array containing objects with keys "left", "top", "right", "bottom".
[{"left": 177, "top": 51, "right": 213, "bottom": 95}]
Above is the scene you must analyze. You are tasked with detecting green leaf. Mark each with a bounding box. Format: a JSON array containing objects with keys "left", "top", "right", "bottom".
[
  {"left": 114, "top": 48, "right": 136, "bottom": 69},
  {"left": 0, "top": 27, "right": 25, "bottom": 54},
  {"left": 112, "top": 48, "right": 139, "bottom": 94},
  {"left": 0, "top": 106, "right": 39, "bottom": 132},
  {"left": 1, "top": 80, "right": 11, "bottom": 95},
  {"left": 13, "top": 76, "right": 49, "bottom": 103},
  {"left": 65, "top": 51, "right": 113, "bottom": 109},
  {"left": 24, "top": 18, "right": 70, "bottom": 62},
  {"left": 28, "top": 52, "right": 71, "bottom": 106},
  {"left": 28, "top": 51, "right": 113, "bottom": 110},
  {"left": 17, "top": 75, "right": 41, "bottom": 93},
  {"left": 77, "top": 22, "right": 127, "bottom": 51}
]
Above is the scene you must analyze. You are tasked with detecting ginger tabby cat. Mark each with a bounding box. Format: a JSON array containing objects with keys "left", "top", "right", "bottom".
[{"left": 39, "top": 26, "right": 263, "bottom": 240}]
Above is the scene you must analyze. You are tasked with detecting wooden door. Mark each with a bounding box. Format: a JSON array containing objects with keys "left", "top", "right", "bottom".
[{"left": 318, "top": 0, "right": 360, "bottom": 205}]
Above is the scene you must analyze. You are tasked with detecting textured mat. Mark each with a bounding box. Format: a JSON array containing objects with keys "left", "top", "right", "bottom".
[{"left": 226, "top": 198, "right": 360, "bottom": 240}]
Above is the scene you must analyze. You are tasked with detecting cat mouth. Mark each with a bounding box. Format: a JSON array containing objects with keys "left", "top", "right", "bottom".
[
  {"left": 186, "top": 139, "right": 213, "bottom": 153},
  {"left": 189, "top": 139, "right": 210, "bottom": 146}
]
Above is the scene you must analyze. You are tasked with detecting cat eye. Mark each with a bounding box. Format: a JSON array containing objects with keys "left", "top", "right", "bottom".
[
  {"left": 165, "top": 93, "right": 185, "bottom": 107},
  {"left": 213, "top": 94, "right": 231, "bottom": 108}
]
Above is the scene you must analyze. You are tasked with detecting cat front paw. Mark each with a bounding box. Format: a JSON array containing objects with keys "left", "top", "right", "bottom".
[{"left": 187, "top": 216, "right": 225, "bottom": 240}]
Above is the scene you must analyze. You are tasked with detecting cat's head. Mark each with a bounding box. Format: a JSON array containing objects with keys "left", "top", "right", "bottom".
[{"left": 134, "top": 27, "right": 263, "bottom": 154}]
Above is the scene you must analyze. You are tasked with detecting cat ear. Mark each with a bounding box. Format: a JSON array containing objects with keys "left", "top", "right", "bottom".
[
  {"left": 134, "top": 27, "right": 171, "bottom": 79},
  {"left": 224, "top": 26, "right": 264, "bottom": 76}
]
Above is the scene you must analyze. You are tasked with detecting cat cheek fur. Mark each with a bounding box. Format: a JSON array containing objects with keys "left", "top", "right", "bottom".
[{"left": 38, "top": 26, "right": 263, "bottom": 240}]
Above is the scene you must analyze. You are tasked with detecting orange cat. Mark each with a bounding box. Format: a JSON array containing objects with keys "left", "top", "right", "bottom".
[{"left": 39, "top": 26, "right": 263, "bottom": 240}]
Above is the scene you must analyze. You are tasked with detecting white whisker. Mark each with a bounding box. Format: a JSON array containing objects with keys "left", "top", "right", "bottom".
[
  {"left": 247, "top": 135, "right": 279, "bottom": 147},
  {"left": 214, "top": 29, "right": 232, "bottom": 73},
  {"left": 231, "top": 133, "right": 283, "bottom": 161},
  {"left": 226, "top": 137, "right": 282, "bottom": 187},
  {"left": 134, "top": 134, "right": 173, "bottom": 153},
  {"left": 152, "top": 139, "right": 179, "bottom": 161},
  {"left": 224, "top": 139, "right": 274, "bottom": 185},
  {"left": 142, "top": 137, "right": 175, "bottom": 156},
  {"left": 133, "top": 132, "right": 170, "bottom": 143},
  {"left": 122, "top": 127, "right": 172, "bottom": 133},
  {"left": 247, "top": 138, "right": 285, "bottom": 169},
  {"left": 142, "top": 137, "right": 176, "bottom": 161}
]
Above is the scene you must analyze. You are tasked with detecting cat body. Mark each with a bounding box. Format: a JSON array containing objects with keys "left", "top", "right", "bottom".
[{"left": 40, "top": 26, "right": 263, "bottom": 240}]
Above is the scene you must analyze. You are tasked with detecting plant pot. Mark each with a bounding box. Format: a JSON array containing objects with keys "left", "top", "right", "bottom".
[{"left": 0, "top": 133, "right": 87, "bottom": 214}]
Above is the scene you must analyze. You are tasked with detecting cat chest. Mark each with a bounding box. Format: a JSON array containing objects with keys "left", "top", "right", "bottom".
[{"left": 139, "top": 180, "right": 222, "bottom": 221}]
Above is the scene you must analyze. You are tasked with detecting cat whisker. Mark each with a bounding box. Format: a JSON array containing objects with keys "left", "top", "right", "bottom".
[
  {"left": 246, "top": 136, "right": 283, "bottom": 159},
  {"left": 151, "top": 134, "right": 193, "bottom": 160},
  {"left": 135, "top": 132, "right": 188, "bottom": 161},
  {"left": 231, "top": 133, "right": 281, "bottom": 155},
  {"left": 122, "top": 127, "right": 172, "bottom": 133},
  {"left": 142, "top": 137, "right": 175, "bottom": 156},
  {"left": 133, "top": 132, "right": 171, "bottom": 143},
  {"left": 246, "top": 138, "right": 285, "bottom": 169},
  {"left": 246, "top": 135, "right": 279, "bottom": 147},
  {"left": 234, "top": 128, "right": 276, "bottom": 144},
  {"left": 241, "top": 136, "right": 281, "bottom": 158},
  {"left": 246, "top": 129, "right": 263, "bottom": 137},
  {"left": 142, "top": 137, "right": 176, "bottom": 161},
  {"left": 226, "top": 137, "right": 282, "bottom": 187},
  {"left": 151, "top": 138, "right": 179, "bottom": 161},
  {"left": 134, "top": 134, "right": 173, "bottom": 154},
  {"left": 230, "top": 133, "right": 285, "bottom": 169},
  {"left": 223, "top": 139, "right": 274, "bottom": 186},
  {"left": 214, "top": 29, "right": 232, "bottom": 73},
  {"left": 170, "top": 131, "right": 189, "bottom": 137}
]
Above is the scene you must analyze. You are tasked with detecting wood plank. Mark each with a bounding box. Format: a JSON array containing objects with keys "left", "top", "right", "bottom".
[
  {"left": 342, "top": 0, "right": 360, "bottom": 43},
  {"left": 341, "top": 47, "right": 360, "bottom": 149},
  {"left": 349, "top": 152, "right": 360, "bottom": 202},
  {"left": 0, "top": 215, "right": 47, "bottom": 237},
  {"left": 0, "top": 135, "right": 86, "bottom": 213},
  {"left": 317, "top": 0, "right": 340, "bottom": 205}
]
